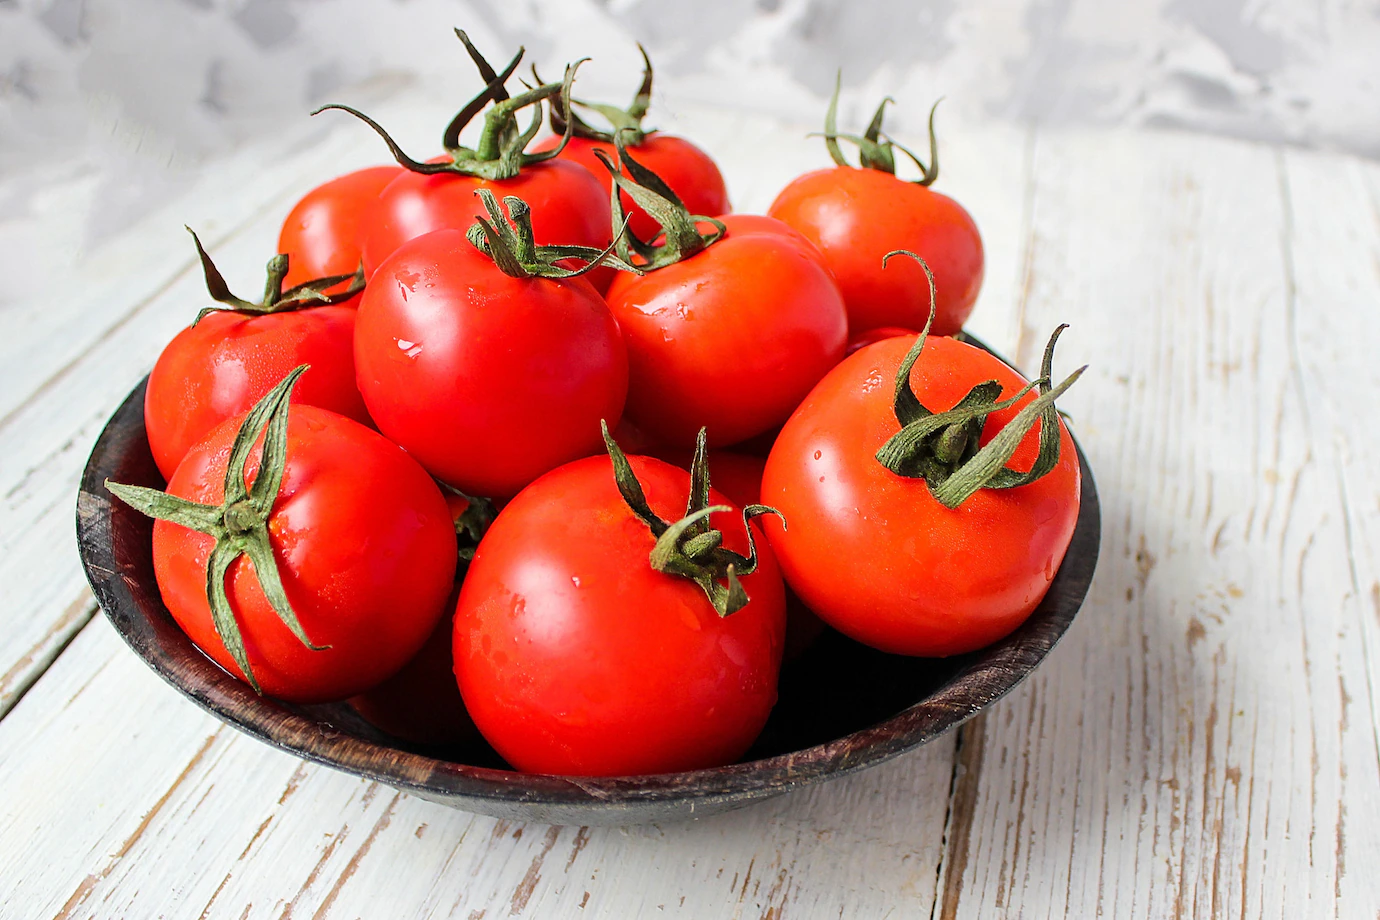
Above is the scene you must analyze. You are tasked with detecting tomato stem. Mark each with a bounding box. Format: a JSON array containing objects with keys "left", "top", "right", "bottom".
[
  {"left": 874, "top": 251, "right": 1085, "bottom": 507},
  {"left": 818, "top": 72, "right": 941, "bottom": 187},
  {"left": 465, "top": 190, "right": 641, "bottom": 279},
  {"left": 106, "top": 366, "right": 328, "bottom": 693},
  {"left": 600, "top": 421, "right": 782, "bottom": 616},
  {"left": 545, "top": 43, "right": 656, "bottom": 147},
  {"left": 593, "top": 135, "right": 725, "bottom": 272},
  {"left": 185, "top": 227, "right": 364, "bottom": 326},
  {"left": 314, "top": 31, "right": 583, "bottom": 183}
]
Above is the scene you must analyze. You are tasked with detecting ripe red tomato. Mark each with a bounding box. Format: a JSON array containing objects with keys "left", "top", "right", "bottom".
[
  {"left": 533, "top": 133, "right": 729, "bottom": 241},
  {"left": 354, "top": 225, "right": 628, "bottom": 498},
  {"left": 359, "top": 162, "right": 611, "bottom": 279},
  {"left": 140, "top": 402, "right": 458, "bottom": 702},
  {"left": 453, "top": 448, "right": 786, "bottom": 775},
  {"left": 769, "top": 168, "right": 982, "bottom": 336},
  {"left": 604, "top": 213, "right": 847, "bottom": 448},
  {"left": 761, "top": 334, "right": 1080, "bottom": 656},
  {"left": 277, "top": 165, "right": 403, "bottom": 292},
  {"left": 847, "top": 325, "right": 918, "bottom": 356},
  {"left": 145, "top": 306, "right": 370, "bottom": 481}
]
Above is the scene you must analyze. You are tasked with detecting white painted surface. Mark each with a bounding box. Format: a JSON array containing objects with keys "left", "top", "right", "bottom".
[{"left": 0, "top": 98, "right": 1377, "bottom": 917}]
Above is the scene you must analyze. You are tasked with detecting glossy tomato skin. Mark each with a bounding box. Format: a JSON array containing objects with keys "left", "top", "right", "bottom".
[
  {"left": 354, "top": 228, "right": 628, "bottom": 498},
  {"left": 358, "top": 161, "right": 611, "bottom": 279},
  {"left": 761, "top": 335, "right": 1080, "bottom": 656},
  {"left": 533, "top": 134, "right": 730, "bottom": 242},
  {"left": 846, "top": 325, "right": 918, "bottom": 356},
  {"left": 278, "top": 165, "right": 403, "bottom": 291},
  {"left": 153, "top": 406, "right": 458, "bottom": 703},
  {"left": 604, "top": 215, "right": 847, "bottom": 449},
  {"left": 145, "top": 307, "right": 371, "bottom": 481},
  {"left": 768, "top": 168, "right": 983, "bottom": 336},
  {"left": 454, "top": 454, "right": 786, "bottom": 776}
]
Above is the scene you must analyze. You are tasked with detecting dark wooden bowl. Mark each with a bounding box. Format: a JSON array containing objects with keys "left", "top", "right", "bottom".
[{"left": 76, "top": 372, "right": 1100, "bottom": 827}]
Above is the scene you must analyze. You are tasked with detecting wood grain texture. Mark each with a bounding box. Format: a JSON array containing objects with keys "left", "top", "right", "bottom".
[
  {"left": 3, "top": 98, "right": 1376, "bottom": 916},
  {"left": 930, "top": 128, "right": 1380, "bottom": 918}
]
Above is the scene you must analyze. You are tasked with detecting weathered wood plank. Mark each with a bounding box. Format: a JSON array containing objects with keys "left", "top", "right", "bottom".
[
  {"left": 932, "top": 127, "right": 1380, "bottom": 918},
  {"left": 0, "top": 617, "right": 960, "bottom": 919}
]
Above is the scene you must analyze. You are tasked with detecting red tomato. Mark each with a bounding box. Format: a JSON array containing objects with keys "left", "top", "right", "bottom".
[
  {"left": 650, "top": 447, "right": 765, "bottom": 509},
  {"left": 347, "top": 587, "right": 478, "bottom": 747},
  {"left": 761, "top": 335, "right": 1080, "bottom": 656},
  {"left": 151, "top": 405, "right": 458, "bottom": 702},
  {"left": 358, "top": 161, "right": 611, "bottom": 280},
  {"left": 354, "top": 227, "right": 628, "bottom": 498},
  {"left": 604, "top": 214, "right": 847, "bottom": 448},
  {"left": 847, "top": 325, "right": 918, "bottom": 356},
  {"left": 768, "top": 168, "right": 983, "bottom": 336},
  {"left": 454, "top": 452, "right": 786, "bottom": 775},
  {"left": 277, "top": 165, "right": 403, "bottom": 292},
  {"left": 533, "top": 133, "right": 730, "bottom": 242},
  {"left": 145, "top": 307, "right": 370, "bottom": 481}
]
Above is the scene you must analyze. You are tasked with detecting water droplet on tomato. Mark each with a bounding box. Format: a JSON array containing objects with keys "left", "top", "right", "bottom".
[
  {"left": 571, "top": 576, "right": 581, "bottom": 587},
  {"left": 396, "top": 338, "right": 423, "bottom": 358},
  {"left": 813, "top": 450, "right": 822, "bottom": 460}
]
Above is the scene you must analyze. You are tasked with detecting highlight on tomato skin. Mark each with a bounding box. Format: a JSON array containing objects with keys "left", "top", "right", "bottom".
[
  {"left": 760, "top": 334, "right": 1080, "bottom": 658},
  {"left": 452, "top": 451, "right": 787, "bottom": 777}
]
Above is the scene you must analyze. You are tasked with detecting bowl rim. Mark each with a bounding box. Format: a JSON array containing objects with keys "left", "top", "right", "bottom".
[{"left": 75, "top": 361, "right": 1100, "bottom": 813}]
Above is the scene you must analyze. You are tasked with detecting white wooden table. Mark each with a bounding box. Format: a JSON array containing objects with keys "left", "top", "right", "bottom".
[{"left": 2, "top": 91, "right": 1378, "bottom": 918}]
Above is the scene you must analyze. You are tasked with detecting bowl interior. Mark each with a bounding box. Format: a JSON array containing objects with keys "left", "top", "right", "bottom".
[{"left": 76, "top": 375, "right": 1100, "bottom": 825}]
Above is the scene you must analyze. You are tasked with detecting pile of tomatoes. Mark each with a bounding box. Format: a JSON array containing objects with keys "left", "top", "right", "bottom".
[{"left": 107, "top": 33, "right": 1083, "bottom": 778}]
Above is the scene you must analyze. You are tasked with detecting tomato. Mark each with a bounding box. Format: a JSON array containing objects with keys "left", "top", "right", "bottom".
[
  {"left": 358, "top": 161, "right": 611, "bottom": 280},
  {"left": 354, "top": 217, "right": 628, "bottom": 498},
  {"left": 605, "top": 212, "right": 847, "bottom": 448},
  {"left": 346, "top": 489, "right": 494, "bottom": 746},
  {"left": 847, "top": 325, "right": 918, "bottom": 356},
  {"left": 453, "top": 440, "right": 786, "bottom": 775},
  {"left": 277, "top": 165, "right": 403, "bottom": 292},
  {"left": 761, "top": 333, "right": 1081, "bottom": 656},
  {"left": 114, "top": 379, "right": 458, "bottom": 703},
  {"left": 650, "top": 447, "right": 765, "bottom": 509},
  {"left": 534, "top": 133, "right": 729, "bottom": 242},
  {"left": 145, "top": 237, "right": 371, "bottom": 480},
  {"left": 766, "top": 87, "right": 982, "bottom": 336},
  {"left": 347, "top": 587, "right": 478, "bottom": 747},
  {"left": 769, "top": 168, "right": 982, "bottom": 336}
]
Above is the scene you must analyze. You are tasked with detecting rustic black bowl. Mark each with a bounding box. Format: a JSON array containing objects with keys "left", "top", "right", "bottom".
[{"left": 76, "top": 370, "right": 1100, "bottom": 827}]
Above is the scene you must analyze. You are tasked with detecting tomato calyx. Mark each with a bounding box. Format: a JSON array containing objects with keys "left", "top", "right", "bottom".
[
  {"left": 439, "top": 481, "right": 497, "bottom": 575},
  {"left": 314, "top": 30, "right": 581, "bottom": 182},
  {"left": 106, "top": 366, "right": 327, "bottom": 692},
  {"left": 874, "top": 251, "right": 1086, "bottom": 508},
  {"left": 545, "top": 43, "right": 656, "bottom": 147},
  {"left": 186, "top": 227, "right": 365, "bottom": 326},
  {"left": 600, "top": 421, "right": 782, "bottom": 616},
  {"left": 594, "top": 135, "right": 725, "bottom": 271},
  {"left": 816, "top": 72, "right": 941, "bottom": 187},
  {"left": 465, "top": 189, "right": 641, "bottom": 279}
]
